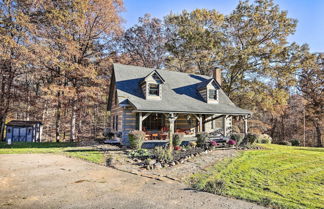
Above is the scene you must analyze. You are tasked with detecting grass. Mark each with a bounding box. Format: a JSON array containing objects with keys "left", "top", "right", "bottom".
[
  {"left": 0, "top": 142, "right": 106, "bottom": 164},
  {"left": 190, "top": 144, "right": 324, "bottom": 209}
]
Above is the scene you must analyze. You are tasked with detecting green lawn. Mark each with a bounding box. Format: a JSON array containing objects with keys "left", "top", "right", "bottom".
[
  {"left": 190, "top": 144, "right": 324, "bottom": 209},
  {"left": 0, "top": 142, "right": 106, "bottom": 164}
]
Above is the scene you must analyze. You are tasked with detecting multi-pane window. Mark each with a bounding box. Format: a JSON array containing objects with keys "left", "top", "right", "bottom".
[
  {"left": 112, "top": 115, "right": 118, "bottom": 131},
  {"left": 112, "top": 116, "right": 115, "bottom": 130},
  {"left": 149, "top": 84, "right": 159, "bottom": 96},
  {"left": 209, "top": 89, "right": 218, "bottom": 100},
  {"left": 115, "top": 115, "right": 118, "bottom": 131}
]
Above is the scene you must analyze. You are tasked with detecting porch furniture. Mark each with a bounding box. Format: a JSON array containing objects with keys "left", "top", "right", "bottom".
[
  {"left": 145, "top": 131, "right": 152, "bottom": 140},
  {"left": 159, "top": 133, "right": 168, "bottom": 140},
  {"left": 175, "top": 128, "right": 194, "bottom": 135},
  {"left": 151, "top": 133, "right": 159, "bottom": 140}
]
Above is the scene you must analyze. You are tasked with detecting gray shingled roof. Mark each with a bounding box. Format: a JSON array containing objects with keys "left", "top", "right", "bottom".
[{"left": 113, "top": 63, "right": 251, "bottom": 115}]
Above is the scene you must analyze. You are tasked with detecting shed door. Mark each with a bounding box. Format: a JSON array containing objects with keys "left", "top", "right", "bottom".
[
  {"left": 19, "top": 128, "right": 27, "bottom": 142},
  {"left": 13, "top": 128, "right": 20, "bottom": 142},
  {"left": 26, "top": 127, "right": 33, "bottom": 142}
]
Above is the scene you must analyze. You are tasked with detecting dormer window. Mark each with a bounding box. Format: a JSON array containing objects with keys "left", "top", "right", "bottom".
[
  {"left": 208, "top": 89, "right": 218, "bottom": 100},
  {"left": 149, "top": 84, "right": 159, "bottom": 96},
  {"left": 197, "top": 78, "right": 220, "bottom": 104},
  {"left": 141, "top": 70, "right": 165, "bottom": 100}
]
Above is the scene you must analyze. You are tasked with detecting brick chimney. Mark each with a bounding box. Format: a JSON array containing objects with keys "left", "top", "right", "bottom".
[{"left": 213, "top": 68, "right": 222, "bottom": 86}]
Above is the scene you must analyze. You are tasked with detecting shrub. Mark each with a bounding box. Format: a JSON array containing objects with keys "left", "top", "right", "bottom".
[
  {"left": 230, "top": 133, "right": 245, "bottom": 146},
  {"left": 196, "top": 132, "right": 209, "bottom": 147},
  {"left": 103, "top": 129, "right": 115, "bottom": 139},
  {"left": 210, "top": 141, "right": 218, "bottom": 147},
  {"left": 174, "top": 145, "right": 181, "bottom": 151},
  {"left": 128, "top": 149, "right": 151, "bottom": 159},
  {"left": 278, "top": 141, "right": 292, "bottom": 146},
  {"left": 290, "top": 139, "right": 300, "bottom": 146},
  {"left": 260, "top": 197, "right": 272, "bottom": 207},
  {"left": 128, "top": 130, "right": 145, "bottom": 149},
  {"left": 154, "top": 146, "right": 173, "bottom": 162},
  {"left": 244, "top": 133, "right": 258, "bottom": 145},
  {"left": 189, "top": 141, "right": 197, "bottom": 148},
  {"left": 172, "top": 133, "right": 184, "bottom": 146},
  {"left": 228, "top": 139, "right": 237, "bottom": 145},
  {"left": 256, "top": 134, "right": 272, "bottom": 144},
  {"left": 203, "top": 179, "right": 226, "bottom": 195}
]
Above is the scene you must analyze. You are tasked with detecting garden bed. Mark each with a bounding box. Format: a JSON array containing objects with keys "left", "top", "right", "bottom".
[{"left": 127, "top": 145, "right": 262, "bottom": 170}]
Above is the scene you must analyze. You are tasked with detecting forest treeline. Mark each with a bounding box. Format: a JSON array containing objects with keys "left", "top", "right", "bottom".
[{"left": 0, "top": 0, "right": 323, "bottom": 146}]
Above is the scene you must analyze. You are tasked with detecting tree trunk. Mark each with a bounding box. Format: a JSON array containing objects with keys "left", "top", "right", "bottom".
[
  {"left": 0, "top": 115, "right": 6, "bottom": 141},
  {"left": 55, "top": 92, "right": 61, "bottom": 143},
  {"left": 314, "top": 122, "right": 322, "bottom": 147},
  {"left": 70, "top": 102, "right": 76, "bottom": 142}
]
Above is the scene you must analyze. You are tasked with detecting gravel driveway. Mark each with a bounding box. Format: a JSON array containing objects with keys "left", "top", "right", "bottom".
[{"left": 0, "top": 154, "right": 264, "bottom": 209}]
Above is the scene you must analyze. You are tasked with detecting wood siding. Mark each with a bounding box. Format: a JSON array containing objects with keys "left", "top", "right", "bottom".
[{"left": 199, "top": 88, "right": 207, "bottom": 102}]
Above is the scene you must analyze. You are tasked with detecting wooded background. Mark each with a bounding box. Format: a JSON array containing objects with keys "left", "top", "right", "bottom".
[{"left": 0, "top": 0, "right": 323, "bottom": 146}]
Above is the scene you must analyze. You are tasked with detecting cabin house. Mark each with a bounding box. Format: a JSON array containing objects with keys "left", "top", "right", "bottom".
[
  {"left": 107, "top": 64, "right": 251, "bottom": 144},
  {"left": 5, "top": 120, "right": 43, "bottom": 143}
]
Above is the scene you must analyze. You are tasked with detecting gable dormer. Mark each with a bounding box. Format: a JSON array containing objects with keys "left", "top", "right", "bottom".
[
  {"left": 140, "top": 70, "right": 165, "bottom": 100},
  {"left": 197, "top": 79, "right": 220, "bottom": 104}
]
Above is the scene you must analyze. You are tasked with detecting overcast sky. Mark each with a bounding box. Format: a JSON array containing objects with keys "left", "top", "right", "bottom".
[{"left": 122, "top": 0, "right": 324, "bottom": 53}]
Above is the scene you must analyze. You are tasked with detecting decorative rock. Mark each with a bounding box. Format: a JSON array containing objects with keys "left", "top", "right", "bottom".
[
  {"left": 170, "top": 162, "right": 176, "bottom": 166},
  {"left": 148, "top": 159, "right": 157, "bottom": 166},
  {"left": 106, "top": 157, "right": 115, "bottom": 167},
  {"left": 154, "top": 162, "right": 162, "bottom": 169},
  {"left": 180, "top": 159, "right": 185, "bottom": 164}
]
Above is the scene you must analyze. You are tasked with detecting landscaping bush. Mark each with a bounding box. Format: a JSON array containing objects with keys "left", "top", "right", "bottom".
[
  {"left": 277, "top": 141, "right": 292, "bottom": 146},
  {"left": 203, "top": 179, "right": 226, "bottom": 195},
  {"left": 290, "top": 139, "right": 300, "bottom": 146},
  {"left": 256, "top": 134, "right": 272, "bottom": 144},
  {"left": 227, "top": 139, "right": 237, "bottom": 146},
  {"left": 189, "top": 141, "right": 197, "bottom": 148},
  {"left": 153, "top": 146, "right": 173, "bottom": 162},
  {"left": 128, "top": 130, "right": 146, "bottom": 149},
  {"left": 174, "top": 145, "right": 181, "bottom": 151},
  {"left": 243, "top": 133, "right": 258, "bottom": 145},
  {"left": 172, "top": 133, "right": 184, "bottom": 146},
  {"left": 103, "top": 129, "right": 115, "bottom": 139},
  {"left": 210, "top": 141, "right": 218, "bottom": 147},
  {"left": 196, "top": 132, "right": 209, "bottom": 147},
  {"left": 230, "top": 133, "right": 245, "bottom": 146},
  {"left": 128, "top": 149, "right": 151, "bottom": 159}
]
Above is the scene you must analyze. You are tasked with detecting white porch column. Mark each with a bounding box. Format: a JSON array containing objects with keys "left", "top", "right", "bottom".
[
  {"left": 193, "top": 114, "right": 203, "bottom": 132},
  {"left": 139, "top": 112, "right": 151, "bottom": 131},
  {"left": 199, "top": 115, "right": 203, "bottom": 132},
  {"left": 168, "top": 113, "right": 177, "bottom": 134},
  {"left": 168, "top": 113, "right": 177, "bottom": 150},
  {"left": 244, "top": 116, "right": 248, "bottom": 135},
  {"left": 223, "top": 115, "right": 227, "bottom": 137},
  {"left": 139, "top": 112, "right": 143, "bottom": 131}
]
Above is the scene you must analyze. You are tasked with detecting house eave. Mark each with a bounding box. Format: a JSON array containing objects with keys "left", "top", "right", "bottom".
[{"left": 132, "top": 109, "right": 252, "bottom": 116}]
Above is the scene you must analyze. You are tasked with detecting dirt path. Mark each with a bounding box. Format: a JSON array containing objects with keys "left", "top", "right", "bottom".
[{"left": 0, "top": 154, "right": 264, "bottom": 209}]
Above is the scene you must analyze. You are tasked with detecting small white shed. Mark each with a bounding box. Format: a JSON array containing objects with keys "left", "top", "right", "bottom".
[{"left": 5, "top": 120, "right": 43, "bottom": 143}]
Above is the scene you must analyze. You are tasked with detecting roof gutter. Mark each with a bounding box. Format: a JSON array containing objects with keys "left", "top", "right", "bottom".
[{"left": 132, "top": 109, "right": 252, "bottom": 116}]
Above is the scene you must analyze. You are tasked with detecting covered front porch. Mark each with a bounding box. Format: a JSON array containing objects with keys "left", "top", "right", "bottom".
[{"left": 137, "top": 112, "right": 250, "bottom": 140}]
